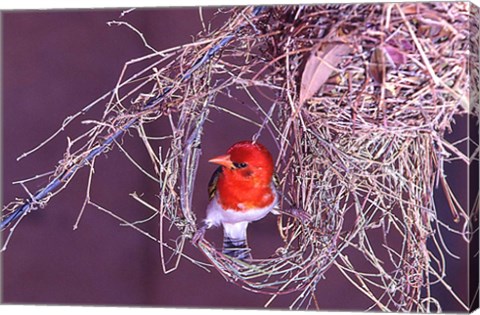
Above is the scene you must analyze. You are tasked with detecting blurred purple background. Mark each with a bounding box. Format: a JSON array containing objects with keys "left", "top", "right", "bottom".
[{"left": 1, "top": 7, "right": 471, "bottom": 311}]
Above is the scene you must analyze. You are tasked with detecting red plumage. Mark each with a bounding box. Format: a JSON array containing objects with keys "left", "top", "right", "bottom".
[{"left": 214, "top": 141, "right": 275, "bottom": 211}]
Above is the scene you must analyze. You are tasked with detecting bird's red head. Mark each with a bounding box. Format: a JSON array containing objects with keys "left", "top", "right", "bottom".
[{"left": 209, "top": 140, "right": 274, "bottom": 186}]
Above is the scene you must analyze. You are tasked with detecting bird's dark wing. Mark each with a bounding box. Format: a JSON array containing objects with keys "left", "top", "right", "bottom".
[
  {"left": 208, "top": 166, "right": 223, "bottom": 201},
  {"left": 273, "top": 173, "right": 281, "bottom": 189}
]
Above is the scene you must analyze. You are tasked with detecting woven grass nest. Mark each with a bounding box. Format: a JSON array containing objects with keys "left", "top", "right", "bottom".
[{"left": 2, "top": 3, "right": 477, "bottom": 311}]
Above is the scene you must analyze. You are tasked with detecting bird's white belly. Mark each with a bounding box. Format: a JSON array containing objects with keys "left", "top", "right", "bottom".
[{"left": 205, "top": 190, "right": 278, "bottom": 227}]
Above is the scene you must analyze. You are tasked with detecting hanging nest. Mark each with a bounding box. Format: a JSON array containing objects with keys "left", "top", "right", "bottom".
[{"left": 2, "top": 3, "right": 477, "bottom": 311}]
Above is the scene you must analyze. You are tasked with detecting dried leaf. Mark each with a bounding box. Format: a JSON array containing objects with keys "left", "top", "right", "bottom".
[
  {"left": 399, "top": 39, "right": 414, "bottom": 52},
  {"left": 299, "top": 42, "right": 351, "bottom": 104},
  {"left": 369, "top": 45, "right": 406, "bottom": 84},
  {"left": 369, "top": 47, "right": 386, "bottom": 84},
  {"left": 401, "top": 3, "right": 419, "bottom": 15},
  {"left": 384, "top": 44, "right": 407, "bottom": 66},
  {"left": 419, "top": 24, "right": 443, "bottom": 37}
]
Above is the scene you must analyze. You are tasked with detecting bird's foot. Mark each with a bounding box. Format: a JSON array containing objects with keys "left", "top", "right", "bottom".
[{"left": 192, "top": 224, "right": 207, "bottom": 245}]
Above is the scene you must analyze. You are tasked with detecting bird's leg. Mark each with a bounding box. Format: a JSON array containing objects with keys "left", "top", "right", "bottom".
[{"left": 192, "top": 222, "right": 209, "bottom": 245}]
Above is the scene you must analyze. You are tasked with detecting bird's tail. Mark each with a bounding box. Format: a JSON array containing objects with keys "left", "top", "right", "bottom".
[{"left": 222, "top": 222, "right": 251, "bottom": 260}]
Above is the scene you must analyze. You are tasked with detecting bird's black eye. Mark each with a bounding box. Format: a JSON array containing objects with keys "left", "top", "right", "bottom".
[{"left": 233, "top": 162, "right": 247, "bottom": 169}]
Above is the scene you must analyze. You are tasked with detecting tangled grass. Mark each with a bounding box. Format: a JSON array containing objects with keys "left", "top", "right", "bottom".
[{"left": 2, "top": 3, "right": 478, "bottom": 311}]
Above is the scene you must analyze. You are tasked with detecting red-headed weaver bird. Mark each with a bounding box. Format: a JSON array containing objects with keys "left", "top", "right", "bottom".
[{"left": 198, "top": 140, "right": 278, "bottom": 260}]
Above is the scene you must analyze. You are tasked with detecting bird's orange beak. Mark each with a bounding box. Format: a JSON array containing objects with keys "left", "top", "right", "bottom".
[{"left": 209, "top": 154, "right": 234, "bottom": 168}]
